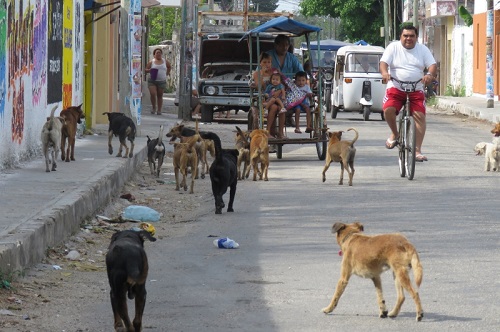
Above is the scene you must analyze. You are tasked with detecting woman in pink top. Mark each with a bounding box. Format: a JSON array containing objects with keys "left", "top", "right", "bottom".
[{"left": 146, "top": 48, "right": 172, "bottom": 115}]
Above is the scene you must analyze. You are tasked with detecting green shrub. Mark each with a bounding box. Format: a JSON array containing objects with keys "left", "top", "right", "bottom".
[{"left": 445, "top": 84, "right": 466, "bottom": 97}]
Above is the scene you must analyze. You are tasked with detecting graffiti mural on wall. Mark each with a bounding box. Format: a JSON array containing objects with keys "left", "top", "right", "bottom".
[
  {"left": 0, "top": 1, "right": 6, "bottom": 116},
  {"left": 8, "top": 0, "right": 34, "bottom": 143},
  {"left": 47, "top": 0, "right": 62, "bottom": 104},
  {"left": 33, "top": 0, "right": 48, "bottom": 107},
  {"left": 73, "top": 1, "right": 81, "bottom": 102},
  {"left": 62, "top": 0, "right": 72, "bottom": 108}
]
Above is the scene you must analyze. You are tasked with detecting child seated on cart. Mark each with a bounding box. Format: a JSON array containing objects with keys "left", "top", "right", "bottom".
[
  {"left": 263, "top": 72, "right": 287, "bottom": 115},
  {"left": 292, "top": 71, "right": 313, "bottom": 133}
]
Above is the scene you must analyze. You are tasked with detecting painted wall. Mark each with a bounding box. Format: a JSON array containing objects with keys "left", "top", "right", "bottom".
[{"left": 0, "top": 0, "right": 84, "bottom": 170}]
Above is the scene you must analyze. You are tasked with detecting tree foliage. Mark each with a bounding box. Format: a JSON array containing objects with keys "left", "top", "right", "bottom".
[
  {"left": 147, "top": 7, "right": 178, "bottom": 45},
  {"left": 299, "top": 0, "right": 385, "bottom": 46}
]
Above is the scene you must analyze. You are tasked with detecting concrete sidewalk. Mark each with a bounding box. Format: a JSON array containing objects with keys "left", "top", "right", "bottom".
[
  {"left": 0, "top": 95, "right": 179, "bottom": 273},
  {"left": 0, "top": 94, "right": 498, "bottom": 273}
]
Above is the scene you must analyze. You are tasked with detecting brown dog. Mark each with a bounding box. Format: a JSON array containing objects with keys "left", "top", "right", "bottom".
[
  {"left": 172, "top": 133, "right": 201, "bottom": 194},
  {"left": 106, "top": 230, "right": 156, "bottom": 331},
  {"left": 235, "top": 126, "right": 250, "bottom": 180},
  {"left": 249, "top": 129, "right": 269, "bottom": 181},
  {"left": 41, "top": 106, "right": 65, "bottom": 172},
  {"left": 491, "top": 122, "right": 500, "bottom": 137},
  {"left": 60, "top": 104, "right": 84, "bottom": 162},
  {"left": 322, "top": 127, "right": 358, "bottom": 186},
  {"left": 323, "top": 222, "right": 424, "bottom": 321}
]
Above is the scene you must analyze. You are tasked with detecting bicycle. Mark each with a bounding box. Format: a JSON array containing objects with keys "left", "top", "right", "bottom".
[{"left": 392, "top": 78, "right": 421, "bottom": 180}]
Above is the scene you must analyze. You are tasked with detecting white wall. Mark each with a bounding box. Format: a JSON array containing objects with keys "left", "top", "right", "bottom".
[
  {"left": 449, "top": 26, "right": 474, "bottom": 96},
  {"left": 0, "top": 0, "right": 84, "bottom": 170}
]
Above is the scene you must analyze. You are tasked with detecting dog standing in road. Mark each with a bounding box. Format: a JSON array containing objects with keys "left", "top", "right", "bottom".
[
  {"left": 106, "top": 230, "right": 156, "bottom": 332},
  {"left": 249, "top": 128, "right": 269, "bottom": 181},
  {"left": 103, "top": 112, "right": 136, "bottom": 158},
  {"left": 235, "top": 126, "right": 250, "bottom": 180},
  {"left": 173, "top": 133, "right": 201, "bottom": 193},
  {"left": 474, "top": 141, "right": 500, "bottom": 171},
  {"left": 323, "top": 222, "right": 424, "bottom": 321},
  {"left": 322, "top": 127, "right": 358, "bottom": 186},
  {"left": 60, "top": 104, "right": 85, "bottom": 162},
  {"left": 147, "top": 125, "right": 166, "bottom": 177},
  {"left": 41, "top": 105, "right": 65, "bottom": 172},
  {"left": 203, "top": 132, "right": 238, "bottom": 214}
]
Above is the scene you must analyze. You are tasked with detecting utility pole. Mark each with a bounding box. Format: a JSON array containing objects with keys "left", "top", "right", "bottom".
[
  {"left": 412, "top": 0, "right": 418, "bottom": 27},
  {"left": 178, "top": 0, "right": 192, "bottom": 120},
  {"left": 383, "top": 0, "right": 389, "bottom": 47},
  {"left": 486, "top": 0, "right": 494, "bottom": 108}
]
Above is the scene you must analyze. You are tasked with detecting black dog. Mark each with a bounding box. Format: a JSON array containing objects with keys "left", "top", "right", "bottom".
[
  {"left": 106, "top": 230, "right": 156, "bottom": 332},
  {"left": 103, "top": 112, "right": 136, "bottom": 158},
  {"left": 203, "top": 132, "right": 239, "bottom": 214},
  {"left": 147, "top": 125, "right": 165, "bottom": 177}
]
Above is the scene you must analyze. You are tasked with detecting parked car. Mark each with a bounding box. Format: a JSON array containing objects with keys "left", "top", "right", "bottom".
[{"left": 198, "top": 32, "right": 275, "bottom": 123}]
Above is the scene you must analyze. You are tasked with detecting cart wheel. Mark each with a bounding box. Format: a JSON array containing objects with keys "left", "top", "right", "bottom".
[
  {"left": 316, "top": 132, "right": 327, "bottom": 160},
  {"left": 331, "top": 106, "right": 339, "bottom": 119},
  {"left": 277, "top": 145, "right": 283, "bottom": 159},
  {"left": 363, "top": 106, "right": 370, "bottom": 121}
]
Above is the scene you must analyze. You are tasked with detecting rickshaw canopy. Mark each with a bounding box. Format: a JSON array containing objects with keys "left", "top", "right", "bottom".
[{"left": 239, "top": 16, "right": 322, "bottom": 40}]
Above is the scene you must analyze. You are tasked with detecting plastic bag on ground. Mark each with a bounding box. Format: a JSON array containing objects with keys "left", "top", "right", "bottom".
[
  {"left": 122, "top": 205, "right": 161, "bottom": 222},
  {"left": 213, "top": 237, "right": 239, "bottom": 249}
]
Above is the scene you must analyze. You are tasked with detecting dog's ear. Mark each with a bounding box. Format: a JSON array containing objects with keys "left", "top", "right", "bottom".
[
  {"left": 139, "top": 230, "right": 157, "bottom": 242},
  {"left": 353, "top": 222, "right": 364, "bottom": 232},
  {"left": 332, "top": 222, "right": 345, "bottom": 234}
]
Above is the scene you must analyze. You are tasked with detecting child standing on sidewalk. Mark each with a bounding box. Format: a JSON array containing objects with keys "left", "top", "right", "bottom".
[{"left": 293, "top": 71, "right": 313, "bottom": 133}]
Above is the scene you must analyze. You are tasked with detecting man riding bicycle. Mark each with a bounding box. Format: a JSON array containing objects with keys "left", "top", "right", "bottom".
[{"left": 379, "top": 24, "right": 437, "bottom": 162}]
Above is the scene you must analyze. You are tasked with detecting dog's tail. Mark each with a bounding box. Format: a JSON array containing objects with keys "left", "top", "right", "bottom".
[
  {"left": 201, "top": 132, "right": 222, "bottom": 161},
  {"left": 411, "top": 250, "right": 423, "bottom": 288},
  {"left": 156, "top": 125, "right": 165, "bottom": 152},
  {"left": 46, "top": 105, "right": 58, "bottom": 130},
  {"left": 346, "top": 128, "right": 359, "bottom": 146},
  {"left": 235, "top": 126, "right": 250, "bottom": 148}
]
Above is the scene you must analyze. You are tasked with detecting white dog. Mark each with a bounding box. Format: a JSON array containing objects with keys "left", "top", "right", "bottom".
[
  {"left": 41, "top": 106, "right": 65, "bottom": 172},
  {"left": 474, "top": 141, "right": 500, "bottom": 171}
]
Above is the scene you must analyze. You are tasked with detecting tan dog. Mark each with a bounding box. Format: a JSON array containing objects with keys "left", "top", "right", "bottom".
[
  {"left": 491, "top": 122, "right": 500, "bottom": 137},
  {"left": 172, "top": 134, "right": 201, "bottom": 194},
  {"left": 322, "top": 127, "right": 358, "bottom": 186},
  {"left": 60, "top": 104, "right": 84, "bottom": 162},
  {"left": 41, "top": 106, "right": 65, "bottom": 172},
  {"left": 166, "top": 123, "right": 213, "bottom": 179},
  {"left": 235, "top": 126, "right": 250, "bottom": 180},
  {"left": 323, "top": 222, "right": 424, "bottom": 321},
  {"left": 249, "top": 129, "right": 269, "bottom": 181}
]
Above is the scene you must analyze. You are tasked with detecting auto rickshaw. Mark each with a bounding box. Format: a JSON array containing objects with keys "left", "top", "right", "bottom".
[{"left": 331, "top": 45, "right": 386, "bottom": 121}]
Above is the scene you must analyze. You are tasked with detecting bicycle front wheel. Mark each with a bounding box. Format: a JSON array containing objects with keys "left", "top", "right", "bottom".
[
  {"left": 405, "top": 116, "right": 416, "bottom": 180},
  {"left": 398, "top": 115, "right": 406, "bottom": 178}
]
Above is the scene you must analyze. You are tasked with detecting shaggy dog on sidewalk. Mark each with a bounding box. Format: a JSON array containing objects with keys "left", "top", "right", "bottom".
[
  {"left": 323, "top": 222, "right": 424, "bottom": 321},
  {"left": 106, "top": 230, "right": 156, "bottom": 331},
  {"left": 41, "top": 105, "right": 65, "bottom": 172},
  {"left": 103, "top": 112, "right": 136, "bottom": 158},
  {"left": 203, "top": 132, "right": 239, "bottom": 214}
]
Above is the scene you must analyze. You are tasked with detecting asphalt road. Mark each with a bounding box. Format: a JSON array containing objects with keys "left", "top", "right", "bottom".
[{"left": 83, "top": 110, "right": 500, "bottom": 331}]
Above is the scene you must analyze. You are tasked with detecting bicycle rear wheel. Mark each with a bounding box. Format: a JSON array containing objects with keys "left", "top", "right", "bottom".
[
  {"left": 398, "top": 115, "right": 406, "bottom": 177},
  {"left": 405, "top": 116, "right": 416, "bottom": 180}
]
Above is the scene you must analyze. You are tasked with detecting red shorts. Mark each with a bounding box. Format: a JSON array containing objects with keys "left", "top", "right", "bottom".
[{"left": 383, "top": 87, "right": 426, "bottom": 115}]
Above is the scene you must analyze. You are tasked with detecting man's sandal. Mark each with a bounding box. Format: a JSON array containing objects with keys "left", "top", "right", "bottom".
[{"left": 385, "top": 138, "right": 398, "bottom": 149}]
